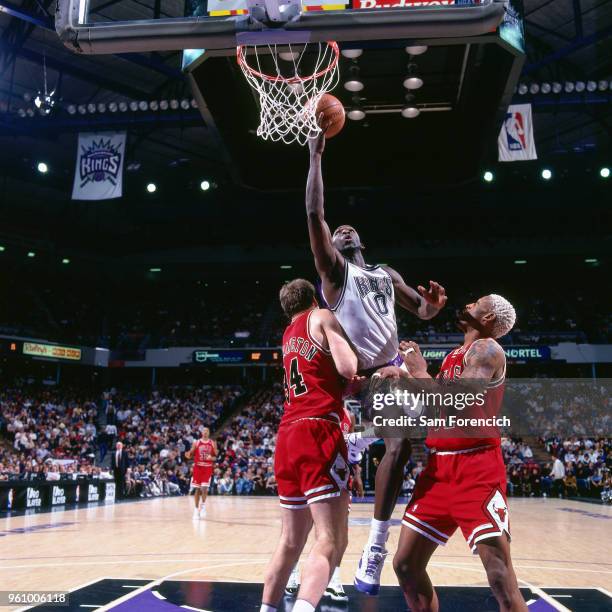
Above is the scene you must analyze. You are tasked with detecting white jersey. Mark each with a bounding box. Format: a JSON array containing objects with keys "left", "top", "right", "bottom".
[{"left": 324, "top": 261, "right": 399, "bottom": 371}]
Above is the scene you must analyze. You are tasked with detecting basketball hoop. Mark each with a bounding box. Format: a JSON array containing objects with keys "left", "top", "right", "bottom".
[{"left": 237, "top": 41, "right": 340, "bottom": 146}]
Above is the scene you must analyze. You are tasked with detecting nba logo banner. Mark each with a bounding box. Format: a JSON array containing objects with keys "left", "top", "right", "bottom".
[
  {"left": 72, "top": 131, "right": 126, "bottom": 200},
  {"left": 498, "top": 104, "right": 537, "bottom": 162}
]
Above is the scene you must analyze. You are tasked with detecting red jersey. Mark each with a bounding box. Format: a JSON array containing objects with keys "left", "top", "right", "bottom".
[
  {"left": 194, "top": 439, "right": 215, "bottom": 467},
  {"left": 281, "top": 309, "right": 345, "bottom": 425},
  {"left": 340, "top": 406, "right": 353, "bottom": 437},
  {"left": 425, "top": 340, "right": 505, "bottom": 452}
]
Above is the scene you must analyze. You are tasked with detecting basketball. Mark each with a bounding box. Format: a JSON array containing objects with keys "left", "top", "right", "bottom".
[{"left": 317, "top": 93, "right": 345, "bottom": 138}]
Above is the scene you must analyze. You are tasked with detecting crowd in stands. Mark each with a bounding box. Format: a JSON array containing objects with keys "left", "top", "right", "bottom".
[
  {"left": 1, "top": 383, "right": 610, "bottom": 504},
  {"left": 0, "top": 266, "right": 610, "bottom": 350}
]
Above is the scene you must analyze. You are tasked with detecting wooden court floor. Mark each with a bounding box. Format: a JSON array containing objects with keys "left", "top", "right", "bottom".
[{"left": 1, "top": 496, "right": 611, "bottom": 611}]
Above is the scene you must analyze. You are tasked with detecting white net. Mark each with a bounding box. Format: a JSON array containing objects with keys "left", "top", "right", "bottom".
[{"left": 237, "top": 42, "right": 340, "bottom": 146}]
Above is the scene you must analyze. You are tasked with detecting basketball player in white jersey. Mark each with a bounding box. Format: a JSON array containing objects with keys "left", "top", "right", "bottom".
[{"left": 306, "top": 129, "right": 447, "bottom": 594}]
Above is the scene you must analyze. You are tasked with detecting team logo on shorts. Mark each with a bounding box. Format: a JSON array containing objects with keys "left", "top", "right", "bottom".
[
  {"left": 329, "top": 453, "right": 349, "bottom": 491},
  {"left": 485, "top": 489, "right": 509, "bottom": 533}
]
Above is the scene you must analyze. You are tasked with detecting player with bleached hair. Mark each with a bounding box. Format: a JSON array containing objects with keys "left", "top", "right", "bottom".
[{"left": 376, "top": 294, "right": 527, "bottom": 612}]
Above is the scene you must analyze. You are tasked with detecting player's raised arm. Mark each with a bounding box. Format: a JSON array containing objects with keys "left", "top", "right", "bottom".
[
  {"left": 384, "top": 267, "right": 447, "bottom": 320},
  {"left": 314, "top": 309, "right": 357, "bottom": 380},
  {"left": 306, "top": 129, "right": 344, "bottom": 283}
]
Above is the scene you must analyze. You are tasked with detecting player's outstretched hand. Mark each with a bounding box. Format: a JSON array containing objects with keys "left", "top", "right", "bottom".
[
  {"left": 375, "top": 365, "right": 404, "bottom": 380},
  {"left": 308, "top": 113, "right": 327, "bottom": 156},
  {"left": 399, "top": 340, "right": 428, "bottom": 377},
  {"left": 417, "top": 280, "right": 447, "bottom": 310}
]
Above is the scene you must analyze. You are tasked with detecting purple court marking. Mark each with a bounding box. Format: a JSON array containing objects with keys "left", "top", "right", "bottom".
[
  {"left": 527, "top": 599, "right": 559, "bottom": 611},
  {"left": 0, "top": 521, "right": 76, "bottom": 537},
  {"left": 558, "top": 507, "right": 612, "bottom": 520},
  {"left": 109, "top": 589, "right": 179, "bottom": 611}
]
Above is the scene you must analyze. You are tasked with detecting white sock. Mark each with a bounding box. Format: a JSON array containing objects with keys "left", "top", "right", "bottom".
[
  {"left": 329, "top": 566, "right": 341, "bottom": 586},
  {"left": 259, "top": 605, "right": 276, "bottom": 612},
  {"left": 292, "top": 600, "right": 315, "bottom": 612},
  {"left": 368, "top": 518, "right": 390, "bottom": 546}
]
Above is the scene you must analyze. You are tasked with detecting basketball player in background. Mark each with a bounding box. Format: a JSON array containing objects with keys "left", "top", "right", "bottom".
[
  {"left": 185, "top": 427, "right": 216, "bottom": 519},
  {"left": 261, "top": 279, "right": 356, "bottom": 612},
  {"left": 377, "top": 295, "right": 527, "bottom": 611},
  {"left": 285, "top": 402, "right": 364, "bottom": 602},
  {"left": 306, "top": 128, "right": 447, "bottom": 594}
]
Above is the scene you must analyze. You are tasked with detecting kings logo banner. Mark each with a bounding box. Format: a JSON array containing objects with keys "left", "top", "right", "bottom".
[
  {"left": 498, "top": 104, "right": 537, "bottom": 162},
  {"left": 72, "top": 132, "right": 126, "bottom": 200}
]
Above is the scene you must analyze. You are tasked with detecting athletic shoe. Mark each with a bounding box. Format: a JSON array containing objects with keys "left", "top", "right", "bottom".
[
  {"left": 199, "top": 506, "right": 207, "bottom": 518},
  {"left": 324, "top": 581, "right": 348, "bottom": 602},
  {"left": 354, "top": 544, "right": 388, "bottom": 596},
  {"left": 284, "top": 566, "right": 300, "bottom": 597},
  {"left": 192, "top": 508, "right": 200, "bottom": 520}
]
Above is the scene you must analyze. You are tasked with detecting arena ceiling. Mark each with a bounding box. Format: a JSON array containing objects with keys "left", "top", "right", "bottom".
[{"left": 0, "top": 0, "right": 610, "bottom": 254}]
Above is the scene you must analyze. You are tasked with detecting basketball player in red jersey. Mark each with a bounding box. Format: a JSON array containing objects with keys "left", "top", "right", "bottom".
[
  {"left": 285, "top": 403, "right": 364, "bottom": 602},
  {"left": 185, "top": 427, "right": 216, "bottom": 519},
  {"left": 260, "top": 279, "right": 357, "bottom": 612},
  {"left": 307, "top": 129, "right": 447, "bottom": 594},
  {"left": 378, "top": 294, "right": 527, "bottom": 611}
]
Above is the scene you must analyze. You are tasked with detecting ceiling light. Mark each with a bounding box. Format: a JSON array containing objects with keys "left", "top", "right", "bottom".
[
  {"left": 108, "top": 102, "right": 118, "bottom": 112},
  {"left": 598, "top": 80, "right": 609, "bottom": 92},
  {"left": 138, "top": 101, "right": 148, "bottom": 111},
  {"left": 529, "top": 83, "right": 540, "bottom": 95},
  {"left": 517, "top": 83, "right": 528, "bottom": 95},
  {"left": 129, "top": 101, "right": 138, "bottom": 111},
  {"left": 149, "top": 100, "right": 159, "bottom": 111},
  {"left": 17, "top": 108, "right": 26, "bottom": 118},
  {"left": 97, "top": 102, "right": 106, "bottom": 113},
  {"left": 87, "top": 103, "right": 96, "bottom": 114},
  {"left": 62, "top": 258, "right": 70, "bottom": 264},
  {"left": 180, "top": 99, "right": 190, "bottom": 110},
  {"left": 149, "top": 267, "right": 161, "bottom": 272},
  {"left": 28, "top": 252, "right": 36, "bottom": 258},
  {"left": 564, "top": 82, "right": 575, "bottom": 93},
  {"left": 514, "top": 259, "right": 527, "bottom": 265},
  {"left": 170, "top": 99, "right": 179, "bottom": 110},
  {"left": 200, "top": 180, "right": 210, "bottom": 191},
  {"left": 600, "top": 167, "right": 610, "bottom": 179},
  {"left": 541, "top": 168, "right": 552, "bottom": 180},
  {"left": 341, "top": 49, "right": 363, "bottom": 59},
  {"left": 403, "top": 63, "right": 423, "bottom": 90},
  {"left": 575, "top": 81, "right": 585, "bottom": 92},
  {"left": 483, "top": 171, "right": 494, "bottom": 183},
  {"left": 190, "top": 98, "right": 198, "bottom": 108},
  {"left": 540, "top": 82, "right": 551, "bottom": 94},
  {"left": 552, "top": 82, "right": 562, "bottom": 94},
  {"left": 37, "top": 162, "right": 48, "bottom": 174},
  {"left": 159, "top": 100, "right": 169, "bottom": 110},
  {"left": 405, "top": 45, "right": 428, "bottom": 56},
  {"left": 344, "top": 65, "right": 364, "bottom": 92},
  {"left": 401, "top": 105, "right": 420, "bottom": 119},
  {"left": 347, "top": 108, "right": 366, "bottom": 120},
  {"left": 584, "top": 258, "right": 598, "bottom": 264},
  {"left": 586, "top": 81, "right": 597, "bottom": 92},
  {"left": 278, "top": 50, "right": 300, "bottom": 61},
  {"left": 67, "top": 104, "right": 77, "bottom": 115},
  {"left": 118, "top": 101, "right": 128, "bottom": 112},
  {"left": 146, "top": 183, "right": 157, "bottom": 193}
]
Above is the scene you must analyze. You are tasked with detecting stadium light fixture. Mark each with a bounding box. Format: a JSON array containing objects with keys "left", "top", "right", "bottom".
[
  {"left": 108, "top": 102, "right": 118, "bottom": 113},
  {"left": 129, "top": 101, "right": 138, "bottom": 112},
  {"left": 37, "top": 162, "right": 48, "bottom": 174},
  {"left": 180, "top": 99, "right": 190, "bottom": 110},
  {"left": 564, "top": 82, "right": 575, "bottom": 93},
  {"left": 401, "top": 105, "right": 420, "bottom": 119},
  {"left": 0, "top": 246, "right": 5, "bottom": 252},
  {"left": 138, "top": 101, "right": 148, "bottom": 111},
  {"left": 540, "top": 82, "right": 551, "bottom": 94},
  {"left": 552, "top": 82, "right": 562, "bottom": 94},
  {"left": 584, "top": 258, "right": 598, "bottom": 264},
  {"left": 575, "top": 81, "right": 586, "bottom": 92},
  {"left": 403, "top": 63, "right": 423, "bottom": 90},
  {"left": 146, "top": 183, "right": 157, "bottom": 193},
  {"left": 517, "top": 83, "right": 528, "bottom": 95},
  {"left": 600, "top": 167, "right": 610, "bottom": 179},
  {"left": 27, "top": 251, "right": 35, "bottom": 258},
  {"left": 170, "top": 99, "right": 179, "bottom": 110},
  {"left": 341, "top": 49, "right": 363, "bottom": 59},
  {"left": 280, "top": 265, "right": 292, "bottom": 269},
  {"left": 87, "top": 103, "right": 96, "bottom": 114},
  {"left": 97, "top": 103, "right": 106, "bottom": 113},
  {"left": 541, "top": 168, "right": 552, "bottom": 180},
  {"left": 344, "top": 65, "right": 364, "bottom": 92},
  {"left": 159, "top": 100, "right": 169, "bottom": 110},
  {"left": 514, "top": 259, "right": 527, "bottom": 265},
  {"left": 405, "top": 45, "right": 428, "bottom": 56},
  {"left": 118, "top": 101, "right": 128, "bottom": 112},
  {"left": 149, "top": 267, "right": 162, "bottom": 272},
  {"left": 200, "top": 180, "right": 211, "bottom": 191},
  {"left": 483, "top": 171, "right": 494, "bottom": 183},
  {"left": 529, "top": 83, "right": 540, "bottom": 95},
  {"left": 598, "top": 80, "right": 609, "bottom": 92},
  {"left": 149, "top": 101, "right": 159, "bottom": 111},
  {"left": 586, "top": 81, "right": 597, "bottom": 92},
  {"left": 67, "top": 104, "right": 77, "bottom": 115},
  {"left": 190, "top": 98, "right": 198, "bottom": 109},
  {"left": 347, "top": 108, "right": 366, "bottom": 121},
  {"left": 62, "top": 258, "right": 70, "bottom": 264}
]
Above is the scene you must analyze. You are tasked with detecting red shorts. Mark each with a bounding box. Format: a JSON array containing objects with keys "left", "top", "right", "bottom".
[
  {"left": 403, "top": 445, "right": 510, "bottom": 552},
  {"left": 275, "top": 417, "right": 349, "bottom": 510},
  {"left": 192, "top": 465, "right": 213, "bottom": 488}
]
